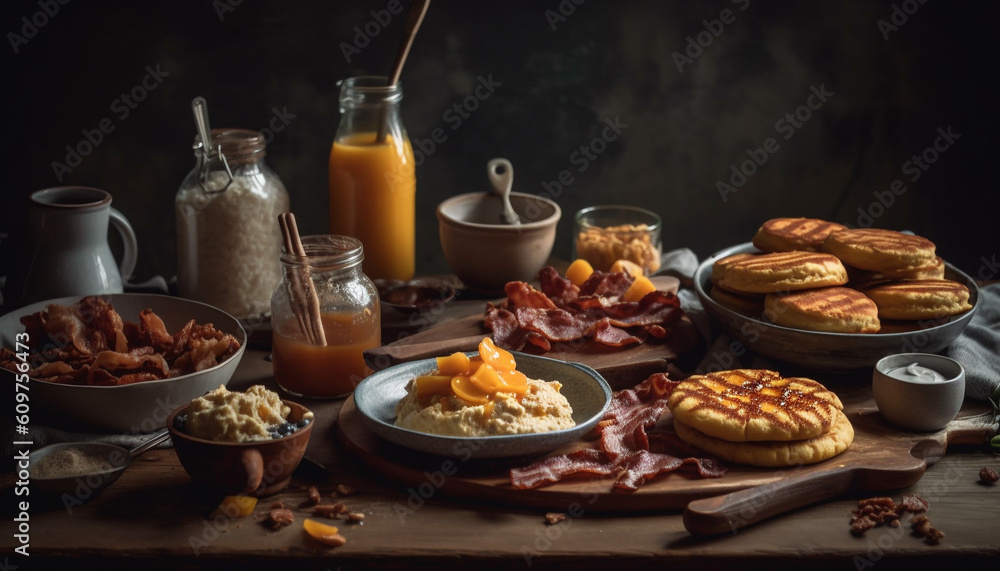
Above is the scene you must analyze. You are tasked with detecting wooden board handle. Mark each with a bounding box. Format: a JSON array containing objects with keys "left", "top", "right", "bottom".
[
  {"left": 364, "top": 334, "right": 485, "bottom": 371},
  {"left": 683, "top": 468, "right": 855, "bottom": 535}
]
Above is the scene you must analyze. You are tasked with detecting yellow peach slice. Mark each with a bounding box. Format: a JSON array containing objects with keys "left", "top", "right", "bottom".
[
  {"left": 611, "top": 259, "right": 645, "bottom": 279},
  {"left": 496, "top": 368, "right": 529, "bottom": 395},
  {"left": 468, "top": 363, "right": 504, "bottom": 393},
  {"left": 303, "top": 518, "right": 344, "bottom": 546},
  {"left": 212, "top": 495, "right": 257, "bottom": 518},
  {"left": 414, "top": 375, "right": 453, "bottom": 398},
  {"left": 450, "top": 375, "right": 490, "bottom": 405},
  {"left": 565, "top": 258, "right": 594, "bottom": 287},
  {"left": 623, "top": 275, "right": 657, "bottom": 302},
  {"left": 479, "top": 337, "right": 517, "bottom": 372},
  {"left": 435, "top": 352, "right": 471, "bottom": 375}
]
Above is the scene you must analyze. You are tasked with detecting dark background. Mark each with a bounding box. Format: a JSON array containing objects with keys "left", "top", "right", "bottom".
[{"left": 2, "top": 0, "right": 997, "bottom": 309}]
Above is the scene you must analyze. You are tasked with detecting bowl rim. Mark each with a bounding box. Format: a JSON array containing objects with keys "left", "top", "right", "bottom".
[
  {"left": 379, "top": 281, "right": 458, "bottom": 312},
  {"left": 353, "top": 351, "right": 613, "bottom": 458},
  {"left": 0, "top": 292, "right": 248, "bottom": 390},
  {"left": 873, "top": 353, "right": 966, "bottom": 384},
  {"left": 694, "top": 242, "right": 981, "bottom": 340},
  {"left": 436, "top": 191, "right": 562, "bottom": 230},
  {"left": 166, "top": 398, "right": 313, "bottom": 447}
]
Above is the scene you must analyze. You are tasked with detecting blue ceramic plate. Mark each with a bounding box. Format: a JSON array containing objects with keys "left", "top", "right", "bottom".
[{"left": 353, "top": 352, "right": 612, "bottom": 459}]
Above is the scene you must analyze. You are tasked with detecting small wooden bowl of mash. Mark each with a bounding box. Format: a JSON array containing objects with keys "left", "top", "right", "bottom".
[{"left": 167, "top": 385, "right": 314, "bottom": 496}]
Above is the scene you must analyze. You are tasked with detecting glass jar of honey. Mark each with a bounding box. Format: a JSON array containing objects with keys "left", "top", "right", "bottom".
[
  {"left": 270, "top": 235, "right": 381, "bottom": 398},
  {"left": 328, "top": 76, "right": 416, "bottom": 281}
]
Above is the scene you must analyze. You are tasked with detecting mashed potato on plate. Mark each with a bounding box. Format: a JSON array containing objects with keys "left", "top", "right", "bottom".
[{"left": 394, "top": 377, "right": 575, "bottom": 437}]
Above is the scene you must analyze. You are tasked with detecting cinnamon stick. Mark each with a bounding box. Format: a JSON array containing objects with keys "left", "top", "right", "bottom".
[{"left": 278, "top": 213, "right": 327, "bottom": 346}]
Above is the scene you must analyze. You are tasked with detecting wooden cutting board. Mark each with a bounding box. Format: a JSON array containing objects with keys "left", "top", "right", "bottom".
[
  {"left": 364, "top": 276, "right": 703, "bottom": 389},
  {"left": 336, "top": 383, "right": 997, "bottom": 533}
]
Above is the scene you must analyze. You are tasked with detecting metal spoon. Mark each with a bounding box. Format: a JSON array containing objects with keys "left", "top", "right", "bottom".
[
  {"left": 191, "top": 96, "right": 233, "bottom": 193},
  {"left": 487, "top": 157, "right": 520, "bottom": 225},
  {"left": 28, "top": 428, "right": 172, "bottom": 502}
]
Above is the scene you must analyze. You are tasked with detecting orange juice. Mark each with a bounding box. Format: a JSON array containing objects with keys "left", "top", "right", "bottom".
[
  {"left": 272, "top": 312, "right": 381, "bottom": 398},
  {"left": 328, "top": 132, "right": 416, "bottom": 280}
]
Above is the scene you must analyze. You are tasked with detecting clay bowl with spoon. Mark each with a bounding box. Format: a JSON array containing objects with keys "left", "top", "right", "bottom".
[
  {"left": 28, "top": 428, "right": 172, "bottom": 503},
  {"left": 437, "top": 158, "right": 561, "bottom": 295}
]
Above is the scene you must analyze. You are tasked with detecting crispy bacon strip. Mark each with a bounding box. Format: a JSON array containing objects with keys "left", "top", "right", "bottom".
[
  {"left": 485, "top": 265, "right": 684, "bottom": 352},
  {"left": 510, "top": 373, "right": 725, "bottom": 491},
  {"left": 0, "top": 296, "right": 241, "bottom": 387},
  {"left": 616, "top": 451, "right": 727, "bottom": 491},
  {"left": 508, "top": 448, "right": 616, "bottom": 489}
]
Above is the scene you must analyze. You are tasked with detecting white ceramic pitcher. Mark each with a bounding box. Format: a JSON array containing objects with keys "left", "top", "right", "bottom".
[{"left": 21, "top": 186, "right": 137, "bottom": 304}]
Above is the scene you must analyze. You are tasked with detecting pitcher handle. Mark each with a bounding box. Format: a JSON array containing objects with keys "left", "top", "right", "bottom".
[{"left": 109, "top": 207, "right": 138, "bottom": 283}]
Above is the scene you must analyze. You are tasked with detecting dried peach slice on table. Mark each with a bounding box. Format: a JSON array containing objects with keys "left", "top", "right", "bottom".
[{"left": 303, "top": 519, "right": 346, "bottom": 547}]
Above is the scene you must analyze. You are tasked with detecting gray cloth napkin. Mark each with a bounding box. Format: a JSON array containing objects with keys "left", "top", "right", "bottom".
[
  {"left": 947, "top": 283, "right": 1000, "bottom": 403},
  {"left": 658, "top": 249, "right": 1000, "bottom": 403}
]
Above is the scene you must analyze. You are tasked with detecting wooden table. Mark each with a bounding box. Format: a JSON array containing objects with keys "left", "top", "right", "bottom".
[{"left": 3, "top": 291, "right": 999, "bottom": 570}]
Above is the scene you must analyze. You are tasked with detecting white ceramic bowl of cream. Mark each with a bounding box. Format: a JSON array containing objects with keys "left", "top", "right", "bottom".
[{"left": 872, "top": 353, "right": 965, "bottom": 432}]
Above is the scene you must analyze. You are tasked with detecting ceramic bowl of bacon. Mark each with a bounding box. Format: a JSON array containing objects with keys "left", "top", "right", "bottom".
[
  {"left": 353, "top": 352, "right": 612, "bottom": 460},
  {"left": 0, "top": 293, "right": 246, "bottom": 433}
]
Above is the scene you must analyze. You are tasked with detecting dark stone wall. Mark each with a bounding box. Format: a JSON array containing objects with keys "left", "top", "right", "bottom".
[{"left": 2, "top": 0, "right": 996, "bottom": 307}]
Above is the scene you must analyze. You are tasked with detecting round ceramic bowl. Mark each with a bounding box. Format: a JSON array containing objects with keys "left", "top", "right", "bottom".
[
  {"left": 693, "top": 243, "right": 980, "bottom": 371},
  {"left": 0, "top": 293, "right": 247, "bottom": 433},
  {"left": 872, "top": 354, "right": 966, "bottom": 432},
  {"left": 437, "top": 192, "right": 561, "bottom": 295},
  {"left": 167, "top": 400, "right": 313, "bottom": 497},
  {"left": 376, "top": 277, "right": 458, "bottom": 315},
  {"left": 353, "top": 351, "right": 612, "bottom": 459}
]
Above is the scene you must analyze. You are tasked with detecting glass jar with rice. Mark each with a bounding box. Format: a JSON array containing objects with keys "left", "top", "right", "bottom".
[{"left": 176, "top": 128, "right": 290, "bottom": 321}]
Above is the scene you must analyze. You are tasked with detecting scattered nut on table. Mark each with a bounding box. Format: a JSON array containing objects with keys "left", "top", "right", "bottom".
[{"left": 979, "top": 466, "right": 998, "bottom": 485}]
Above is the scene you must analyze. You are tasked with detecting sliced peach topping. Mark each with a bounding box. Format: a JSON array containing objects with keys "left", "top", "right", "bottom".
[
  {"left": 478, "top": 337, "right": 516, "bottom": 371},
  {"left": 496, "top": 367, "right": 529, "bottom": 394},
  {"left": 414, "top": 375, "right": 453, "bottom": 398},
  {"left": 450, "top": 375, "right": 491, "bottom": 405},
  {"left": 415, "top": 337, "right": 531, "bottom": 405},
  {"left": 435, "top": 351, "right": 470, "bottom": 375}
]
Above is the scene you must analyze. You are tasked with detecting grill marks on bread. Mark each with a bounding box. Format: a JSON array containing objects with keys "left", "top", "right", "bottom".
[
  {"left": 668, "top": 369, "right": 854, "bottom": 467},
  {"left": 752, "top": 217, "right": 848, "bottom": 253},
  {"left": 765, "top": 287, "right": 881, "bottom": 333},
  {"left": 715, "top": 251, "right": 848, "bottom": 294},
  {"left": 823, "top": 228, "right": 937, "bottom": 272},
  {"left": 667, "top": 369, "right": 843, "bottom": 443},
  {"left": 858, "top": 279, "right": 973, "bottom": 320}
]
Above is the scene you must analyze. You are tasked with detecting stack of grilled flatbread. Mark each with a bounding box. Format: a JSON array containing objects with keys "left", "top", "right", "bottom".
[
  {"left": 709, "top": 218, "right": 973, "bottom": 333},
  {"left": 668, "top": 369, "right": 854, "bottom": 467}
]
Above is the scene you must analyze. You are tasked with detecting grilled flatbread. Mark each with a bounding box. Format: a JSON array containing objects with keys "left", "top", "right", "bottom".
[
  {"left": 764, "top": 286, "right": 880, "bottom": 333},
  {"left": 667, "top": 369, "right": 843, "bottom": 443},
  {"left": 673, "top": 409, "right": 854, "bottom": 467},
  {"left": 752, "top": 217, "right": 848, "bottom": 253}
]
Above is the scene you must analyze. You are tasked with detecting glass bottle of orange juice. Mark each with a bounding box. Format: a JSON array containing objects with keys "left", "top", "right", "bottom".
[
  {"left": 328, "top": 76, "right": 416, "bottom": 281},
  {"left": 270, "top": 235, "right": 381, "bottom": 398}
]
